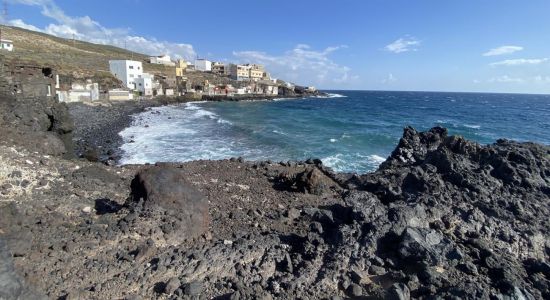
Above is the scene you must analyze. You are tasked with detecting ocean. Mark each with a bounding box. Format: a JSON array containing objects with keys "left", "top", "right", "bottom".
[{"left": 119, "top": 91, "right": 550, "bottom": 174}]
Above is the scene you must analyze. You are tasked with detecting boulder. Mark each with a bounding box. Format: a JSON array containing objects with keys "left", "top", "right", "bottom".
[
  {"left": 128, "top": 167, "right": 209, "bottom": 243},
  {"left": 296, "top": 167, "right": 328, "bottom": 195},
  {"left": 0, "top": 239, "right": 46, "bottom": 300}
]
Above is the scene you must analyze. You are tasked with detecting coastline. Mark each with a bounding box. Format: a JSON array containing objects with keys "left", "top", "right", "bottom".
[
  {"left": 1, "top": 92, "right": 549, "bottom": 299},
  {"left": 69, "top": 91, "right": 328, "bottom": 164}
]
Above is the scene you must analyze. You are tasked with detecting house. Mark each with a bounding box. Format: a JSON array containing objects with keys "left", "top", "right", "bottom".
[
  {"left": 175, "top": 59, "right": 188, "bottom": 77},
  {"left": 194, "top": 59, "right": 212, "bottom": 72},
  {"left": 227, "top": 64, "right": 265, "bottom": 81},
  {"left": 211, "top": 62, "right": 225, "bottom": 75},
  {"left": 307, "top": 86, "right": 317, "bottom": 92},
  {"left": 135, "top": 73, "right": 154, "bottom": 96},
  {"left": 227, "top": 64, "right": 251, "bottom": 81},
  {"left": 248, "top": 64, "right": 265, "bottom": 81},
  {"left": 258, "top": 83, "right": 278, "bottom": 96},
  {"left": 109, "top": 60, "right": 143, "bottom": 90},
  {"left": 0, "top": 39, "right": 13, "bottom": 51},
  {"left": 150, "top": 55, "right": 176, "bottom": 66}
]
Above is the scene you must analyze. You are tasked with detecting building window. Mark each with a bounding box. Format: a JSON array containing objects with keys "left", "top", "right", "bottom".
[
  {"left": 130, "top": 74, "right": 134, "bottom": 78},
  {"left": 129, "top": 66, "right": 134, "bottom": 69}
]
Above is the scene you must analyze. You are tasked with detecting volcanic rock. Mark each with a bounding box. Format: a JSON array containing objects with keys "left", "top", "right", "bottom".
[{"left": 127, "top": 166, "right": 209, "bottom": 244}]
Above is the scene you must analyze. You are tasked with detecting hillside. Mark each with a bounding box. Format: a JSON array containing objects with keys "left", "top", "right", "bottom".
[{"left": 0, "top": 25, "right": 175, "bottom": 79}]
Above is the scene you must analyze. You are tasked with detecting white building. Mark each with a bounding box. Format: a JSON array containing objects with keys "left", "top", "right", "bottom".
[
  {"left": 194, "top": 59, "right": 212, "bottom": 72},
  {"left": 0, "top": 39, "right": 13, "bottom": 51},
  {"left": 135, "top": 73, "right": 154, "bottom": 96},
  {"left": 56, "top": 81, "right": 100, "bottom": 103},
  {"left": 108, "top": 89, "right": 134, "bottom": 101},
  {"left": 150, "top": 55, "right": 175, "bottom": 66},
  {"left": 109, "top": 60, "right": 143, "bottom": 90},
  {"left": 227, "top": 64, "right": 251, "bottom": 81}
]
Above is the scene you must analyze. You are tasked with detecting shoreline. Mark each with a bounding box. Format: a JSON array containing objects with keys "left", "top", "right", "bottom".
[
  {"left": 2, "top": 91, "right": 549, "bottom": 299},
  {"left": 69, "top": 92, "right": 329, "bottom": 164}
]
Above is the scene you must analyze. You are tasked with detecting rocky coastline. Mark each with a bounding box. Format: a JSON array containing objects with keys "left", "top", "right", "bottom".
[
  {"left": 0, "top": 93, "right": 549, "bottom": 299},
  {"left": 69, "top": 90, "right": 328, "bottom": 165}
]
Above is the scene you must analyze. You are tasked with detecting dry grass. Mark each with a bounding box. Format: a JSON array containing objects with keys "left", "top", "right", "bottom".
[{"left": 0, "top": 25, "right": 175, "bottom": 77}]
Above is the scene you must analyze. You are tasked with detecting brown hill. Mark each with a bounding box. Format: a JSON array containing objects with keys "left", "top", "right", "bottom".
[{"left": 0, "top": 25, "right": 174, "bottom": 79}]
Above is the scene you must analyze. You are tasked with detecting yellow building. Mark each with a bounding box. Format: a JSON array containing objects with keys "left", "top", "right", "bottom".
[
  {"left": 175, "top": 59, "right": 188, "bottom": 77},
  {"left": 249, "top": 69, "right": 264, "bottom": 80}
]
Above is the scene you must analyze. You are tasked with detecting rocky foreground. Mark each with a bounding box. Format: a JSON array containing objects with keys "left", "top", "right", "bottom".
[{"left": 0, "top": 95, "right": 549, "bottom": 300}]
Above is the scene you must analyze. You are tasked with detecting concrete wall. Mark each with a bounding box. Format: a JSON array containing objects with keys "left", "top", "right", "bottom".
[{"left": 108, "top": 90, "right": 134, "bottom": 101}]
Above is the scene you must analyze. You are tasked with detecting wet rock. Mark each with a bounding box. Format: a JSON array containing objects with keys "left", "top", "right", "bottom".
[{"left": 83, "top": 146, "right": 100, "bottom": 162}]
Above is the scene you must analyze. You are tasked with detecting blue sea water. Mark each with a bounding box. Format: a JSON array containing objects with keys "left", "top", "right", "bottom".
[{"left": 119, "top": 91, "right": 550, "bottom": 174}]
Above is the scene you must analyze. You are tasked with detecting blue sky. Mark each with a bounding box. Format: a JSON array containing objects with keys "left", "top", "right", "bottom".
[{"left": 3, "top": 0, "right": 550, "bottom": 93}]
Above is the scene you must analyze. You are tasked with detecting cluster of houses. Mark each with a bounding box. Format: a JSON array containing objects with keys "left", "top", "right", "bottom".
[
  {"left": 101, "top": 54, "right": 281, "bottom": 101},
  {"left": 0, "top": 36, "right": 283, "bottom": 102}
]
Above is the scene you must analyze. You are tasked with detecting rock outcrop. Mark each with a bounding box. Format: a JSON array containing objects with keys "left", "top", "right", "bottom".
[
  {"left": 0, "top": 125, "right": 548, "bottom": 299},
  {"left": 0, "top": 94, "right": 74, "bottom": 157},
  {"left": 124, "top": 166, "right": 210, "bottom": 245},
  {"left": 0, "top": 239, "right": 46, "bottom": 300}
]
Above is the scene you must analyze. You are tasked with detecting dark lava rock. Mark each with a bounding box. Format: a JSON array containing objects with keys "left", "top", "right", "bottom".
[
  {"left": 386, "top": 283, "right": 410, "bottom": 300},
  {"left": 0, "top": 239, "right": 46, "bottom": 300},
  {"left": 128, "top": 166, "right": 209, "bottom": 243},
  {"left": 296, "top": 167, "right": 328, "bottom": 195},
  {"left": 83, "top": 146, "right": 100, "bottom": 162},
  {"left": 183, "top": 281, "right": 203, "bottom": 296},
  {"left": 0, "top": 94, "right": 74, "bottom": 157},
  {"left": 347, "top": 283, "right": 363, "bottom": 297},
  {"left": 164, "top": 277, "right": 181, "bottom": 295}
]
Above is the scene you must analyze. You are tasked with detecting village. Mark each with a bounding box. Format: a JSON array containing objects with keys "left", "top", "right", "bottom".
[
  {"left": 102, "top": 56, "right": 285, "bottom": 101},
  {"left": 0, "top": 33, "right": 319, "bottom": 103}
]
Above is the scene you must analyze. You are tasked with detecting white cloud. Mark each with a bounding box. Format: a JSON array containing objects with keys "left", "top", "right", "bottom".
[
  {"left": 385, "top": 36, "right": 420, "bottom": 53},
  {"left": 233, "top": 44, "right": 356, "bottom": 87},
  {"left": 533, "top": 75, "right": 550, "bottom": 83},
  {"left": 483, "top": 45, "right": 523, "bottom": 56},
  {"left": 488, "top": 75, "right": 550, "bottom": 84},
  {"left": 490, "top": 58, "right": 548, "bottom": 66},
  {"left": 381, "top": 73, "right": 397, "bottom": 84},
  {"left": 4, "top": 0, "right": 196, "bottom": 59},
  {"left": 488, "top": 75, "right": 525, "bottom": 83},
  {"left": 6, "top": 18, "right": 43, "bottom": 32}
]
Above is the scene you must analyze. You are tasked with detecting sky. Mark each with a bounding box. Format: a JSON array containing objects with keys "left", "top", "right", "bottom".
[{"left": 2, "top": 0, "right": 550, "bottom": 94}]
